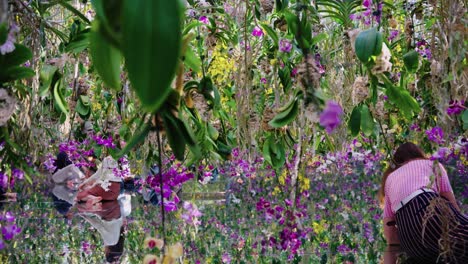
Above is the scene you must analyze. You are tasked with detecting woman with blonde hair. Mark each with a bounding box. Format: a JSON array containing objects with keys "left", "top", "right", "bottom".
[{"left": 381, "top": 142, "right": 467, "bottom": 263}]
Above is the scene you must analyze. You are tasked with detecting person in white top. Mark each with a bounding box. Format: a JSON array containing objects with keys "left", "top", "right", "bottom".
[{"left": 76, "top": 156, "right": 123, "bottom": 204}]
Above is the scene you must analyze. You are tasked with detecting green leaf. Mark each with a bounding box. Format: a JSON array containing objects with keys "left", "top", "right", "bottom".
[
  {"left": 349, "top": 105, "right": 362, "bottom": 136},
  {"left": 0, "top": 66, "right": 34, "bottom": 83},
  {"left": 58, "top": 1, "right": 91, "bottom": 24},
  {"left": 354, "top": 27, "right": 383, "bottom": 64},
  {"left": 122, "top": 0, "right": 181, "bottom": 112},
  {"left": 284, "top": 11, "right": 299, "bottom": 37},
  {"left": 385, "top": 84, "right": 420, "bottom": 119},
  {"left": 90, "top": 21, "right": 122, "bottom": 90},
  {"left": 403, "top": 50, "right": 419, "bottom": 73},
  {"left": 39, "top": 65, "right": 58, "bottom": 96},
  {"left": 268, "top": 98, "right": 299, "bottom": 128},
  {"left": 80, "top": 95, "right": 90, "bottom": 106},
  {"left": 278, "top": 67, "right": 292, "bottom": 92},
  {"left": 76, "top": 98, "right": 90, "bottom": 116},
  {"left": 116, "top": 123, "right": 151, "bottom": 158},
  {"left": 0, "top": 44, "right": 32, "bottom": 67},
  {"left": 0, "top": 23, "right": 7, "bottom": 44},
  {"left": 462, "top": 110, "right": 468, "bottom": 130},
  {"left": 183, "top": 46, "right": 201, "bottom": 73},
  {"left": 360, "top": 104, "right": 374, "bottom": 136},
  {"left": 260, "top": 24, "right": 279, "bottom": 46},
  {"left": 53, "top": 81, "right": 68, "bottom": 115},
  {"left": 65, "top": 30, "right": 90, "bottom": 53},
  {"left": 162, "top": 111, "right": 187, "bottom": 160}
]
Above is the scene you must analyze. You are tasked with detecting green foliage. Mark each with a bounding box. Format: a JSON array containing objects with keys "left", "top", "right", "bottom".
[
  {"left": 316, "top": 0, "right": 362, "bottom": 28},
  {"left": 402, "top": 50, "right": 419, "bottom": 73},
  {"left": 384, "top": 82, "right": 420, "bottom": 120},
  {"left": 122, "top": 0, "right": 181, "bottom": 112},
  {"left": 462, "top": 110, "right": 468, "bottom": 130},
  {"left": 89, "top": 21, "right": 122, "bottom": 90},
  {"left": 263, "top": 135, "right": 286, "bottom": 169},
  {"left": 354, "top": 27, "right": 383, "bottom": 64},
  {"left": 348, "top": 104, "right": 375, "bottom": 137},
  {"left": 268, "top": 96, "right": 300, "bottom": 128},
  {"left": 0, "top": 44, "right": 34, "bottom": 83}
]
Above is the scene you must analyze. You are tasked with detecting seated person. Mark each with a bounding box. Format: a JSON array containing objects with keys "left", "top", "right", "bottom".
[{"left": 76, "top": 156, "right": 122, "bottom": 204}]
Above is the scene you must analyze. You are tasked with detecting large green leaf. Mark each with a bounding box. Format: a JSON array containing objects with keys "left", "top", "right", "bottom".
[
  {"left": 0, "top": 66, "right": 34, "bottom": 83},
  {"left": 65, "top": 29, "right": 90, "bottom": 53},
  {"left": 349, "top": 105, "right": 362, "bottom": 136},
  {"left": 260, "top": 24, "right": 279, "bottom": 46},
  {"left": 268, "top": 98, "right": 299, "bottom": 128},
  {"left": 355, "top": 27, "right": 383, "bottom": 64},
  {"left": 90, "top": 21, "right": 122, "bottom": 90},
  {"left": 39, "top": 65, "right": 58, "bottom": 96},
  {"left": 0, "top": 44, "right": 32, "bottom": 67},
  {"left": 385, "top": 84, "right": 420, "bottom": 119},
  {"left": 0, "top": 23, "right": 7, "bottom": 44},
  {"left": 462, "top": 110, "right": 468, "bottom": 130},
  {"left": 122, "top": 0, "right": 181, "bottom": 112},
  {"left": 162, "top": 111, "right": 187, "bottom": 161},
  {"left": 53, "top": 81, "right": 68, "bottom": 116},
  {"left": 360, "top": 104, "right": 374, "bottom": 136},
  {"left": 403, "top": 50, "right": 419, "bottom": 73}
]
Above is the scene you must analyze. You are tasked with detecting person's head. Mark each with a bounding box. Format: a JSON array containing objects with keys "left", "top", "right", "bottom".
[
  {"left": 105, "top": 226, "right": 125, "bottom": 263},
  {"left": 379, "top": 142, "right": 427, "bottom": 204},
  {"left": 54, "top": 152, "right": 72, "bottom": 173}
]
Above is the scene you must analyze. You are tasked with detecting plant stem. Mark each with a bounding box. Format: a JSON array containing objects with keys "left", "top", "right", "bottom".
[{"left": 156, "top": 115, "right": 166, "bottom": 247}]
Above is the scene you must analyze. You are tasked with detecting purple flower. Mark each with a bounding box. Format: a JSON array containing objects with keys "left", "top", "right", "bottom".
[
  {"left": 425, "top": 126, "right": 444, "bottom": 145},
  {"left": 0, "top": 172, "right": 8, "bottom": 189},
  {"left": 1, "top": 224, "right": 21, "bottom": 240},
  {"left": 260, "top": 77, "right": 267, "bottom": 84},
  {"left": 252, "top": 26, "right": 264, "bottom": 37},
  {"left": 388, "top": 30, "right": 399, "bottom": 41},
  {"left": 0, "top": 238, "right": 4, "bottom": 250},
  {"left": 363, "top": 0, "right": 372, "bottom": 8},
  {"left": 11, "top": 168, "right": 24, "bottom": 180},
  {"left": 319, "top": 101, "right": 344, "bottom": 134},
  {"left": 221, "top": 252, "right": 232, "bottom": 264},
  {"left": 447, "top": 100, "right": 465, "bottom": 115},
  {"left": 279, "top": 39, "right": 292, "bottom": 52},
  {"left": 4, "top": 212, "right": 15, "bottom": 223},
  {"left": 199, "top": 16, "right": 209, "bottom": 24},
  {"left": 0, "top": 24, "right": 19, "bottom": 55}
]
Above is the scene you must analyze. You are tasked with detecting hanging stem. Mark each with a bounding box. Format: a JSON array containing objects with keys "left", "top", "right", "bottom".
[{"left": 155, "top": 115, "right": 166, "bottom": 247}]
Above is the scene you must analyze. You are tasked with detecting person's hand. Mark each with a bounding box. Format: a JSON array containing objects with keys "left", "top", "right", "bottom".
[{"left": 5, "top": 192, "right": 17, "bottom": 202}]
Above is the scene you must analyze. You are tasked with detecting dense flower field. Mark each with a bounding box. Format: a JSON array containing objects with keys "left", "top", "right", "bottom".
[{"left": 0, "top": 0, "right": 467, "bottom": 263}]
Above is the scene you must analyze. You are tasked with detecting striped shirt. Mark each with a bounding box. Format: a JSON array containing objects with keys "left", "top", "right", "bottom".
[{"left": 383, "top": 159, "right": 453, "bottom": 218}]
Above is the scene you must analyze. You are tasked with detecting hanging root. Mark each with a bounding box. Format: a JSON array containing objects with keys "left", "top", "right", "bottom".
[{"left": 421, "top": 196, "right": 459, "bottom": 262}]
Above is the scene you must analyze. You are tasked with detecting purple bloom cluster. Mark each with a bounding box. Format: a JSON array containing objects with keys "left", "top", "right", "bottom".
[
  {"left": 319, "top": 101, "right": 344, "bottom": 134},
  {"left": 252, "top": 26, "right": 264, "bottom": 37},
  {"left": 0, "top": 211, "right": 21, "bottom": 250},
  {"left": 425, "top": 126, "right": 444, "bottom": 145},
  {"left": 0, "top": 167, "right": 25, "bottom": 189},
  {"left": 446, "top": 100, "right": 465, "bottom": 115},
  {"left": 181, "top": 202, "right": 203, "bottom": 227},
  {"left": 146, "top": 163, "right": 194, "bottom": 212},
  {"left": 350, "top": 0, "right": 383, "bottom": 26},
  {"left": 415, "top": 39, "right": 432, "bottom": 59},
  {"left": 279, "top": 39, "right": 292, "bottom": 53}
]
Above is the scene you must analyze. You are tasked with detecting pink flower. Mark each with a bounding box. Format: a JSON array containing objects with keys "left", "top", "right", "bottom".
[
  {"left": 279, "top": 39, "right": 292, "bottom": 52},
  {"left": 319, "top": 101, "right": 344, "bottom": 134},
  {"left": 199, "top": 16, "right": 209, "bottom": 24},
  {"left": 251, "top": 26, "right": 264, "bottom": 37}
]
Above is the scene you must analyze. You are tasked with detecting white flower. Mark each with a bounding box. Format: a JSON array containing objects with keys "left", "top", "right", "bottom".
[{"left": 371, "top": 43, "right": 392, "bottom": 74}]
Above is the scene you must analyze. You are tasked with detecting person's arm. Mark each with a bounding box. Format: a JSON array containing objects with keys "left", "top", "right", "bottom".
[
  {"left": 383, "top": 216, "right": 400, "bottom": 264},
  {"left": 440, "top": 191, "right": 460, "bottom": 211}
]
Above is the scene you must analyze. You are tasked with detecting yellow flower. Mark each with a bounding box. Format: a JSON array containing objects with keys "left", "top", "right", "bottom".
[
  {"left": 167, "top": 242, "right": 183, "bottom": 258},
  {"left": 312, "top": 220, "right": 327, "bottom": 234}
]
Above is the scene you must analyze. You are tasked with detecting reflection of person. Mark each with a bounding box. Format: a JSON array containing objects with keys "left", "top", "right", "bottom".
[
  {"left": 76, "top": 156, "right": 122, "bottom": 204},
  {"left": 78, "top": 194, "right": 131, "bottom": 263},
  {"left": 51, "top": 152, "right": 85, "bottom": 217},
  {"left": 380, "top": 142, "right": 468, "bottom": 263}
]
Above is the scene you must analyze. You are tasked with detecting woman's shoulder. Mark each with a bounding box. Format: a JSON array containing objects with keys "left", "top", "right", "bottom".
[{"left": 391, "top": 159, "right": 431, "bottom": 174}]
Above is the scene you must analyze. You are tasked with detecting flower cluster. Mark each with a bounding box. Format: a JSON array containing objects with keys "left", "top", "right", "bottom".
[
  {"left": 146, "top": 163, "right": 195, "bottom": 212},
  {"left": 425, "top": 126, "right": 444, "bottom": 145},
  {"left": 446, "top": 100, "right": 465, "bottom": 115},
  {"left": 0, "top": 24, "right": 19, "bottom": 55},
  {"left": 0, "top": 167, "right": 24, "bottom": 190},
  {"left": 181, "top": 201, "right": 203, "bottom": 227},
  {"left": 0, "top": 212, "right": 21, "bottom": 250},
  {"left": 350, "top": 0, "right": 383, "bottom": 26},
  {"left": 319, "top": 101, "right": 344, "bottom": 134}
]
